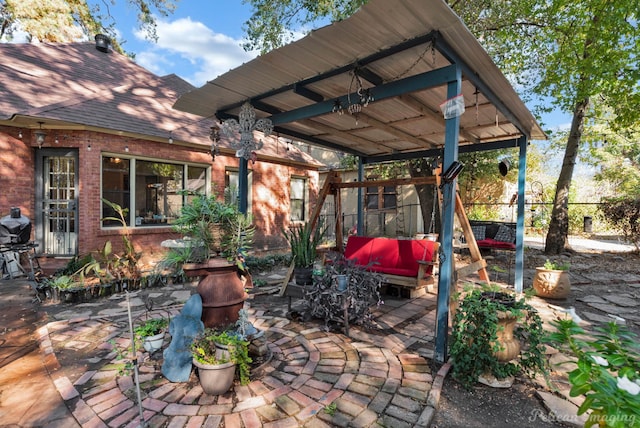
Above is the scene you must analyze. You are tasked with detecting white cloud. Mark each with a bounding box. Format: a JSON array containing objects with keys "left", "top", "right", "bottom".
[{"left": 133, "top": 17, "right": 257, "bottom": 86}]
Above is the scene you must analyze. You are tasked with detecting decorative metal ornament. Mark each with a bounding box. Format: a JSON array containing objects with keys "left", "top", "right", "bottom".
[
  {"left": 209, "top": 127, "right": 220, "bottom": 160},
  {"left": 219, "top": 102, "right": 273, "bottom": 160}
]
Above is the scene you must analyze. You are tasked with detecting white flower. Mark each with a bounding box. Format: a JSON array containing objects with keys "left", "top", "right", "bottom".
[
  {"left": 591, "top": 355, "right": 609, "bottom": 367},
  {"left": 617, "top": 376, "right": 640, "bottom": 395}
]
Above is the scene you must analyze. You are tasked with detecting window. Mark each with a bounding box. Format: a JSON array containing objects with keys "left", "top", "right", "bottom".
[
  {"left": 290, "top": 177, "right": 307, "bottom": 221},
  {"left": 102, "top": 155, "right": 208, "bottom": 228},
  {"left": 366, "top": 185, "right": 397, "bottom": 211},
  {"left": 225, "top": 169, "right": 252, "bottom": 213}
]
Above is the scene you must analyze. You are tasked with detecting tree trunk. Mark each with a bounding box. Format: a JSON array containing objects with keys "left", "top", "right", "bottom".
[
  {"left": 544, "top": 96, "right": 589, "bottom": 254},
  {"left": 406, "top": 158, "right": 441, "bottom": 234}
]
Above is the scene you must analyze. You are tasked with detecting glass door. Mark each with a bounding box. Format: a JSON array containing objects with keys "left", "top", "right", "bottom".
[{"left": 35, "top": 150, "right": 78, "bottom": 257}]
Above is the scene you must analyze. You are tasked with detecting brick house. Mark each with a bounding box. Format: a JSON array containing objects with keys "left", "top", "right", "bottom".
[{"left": 0, "top": 39, "right": 323, "bottom": 269}]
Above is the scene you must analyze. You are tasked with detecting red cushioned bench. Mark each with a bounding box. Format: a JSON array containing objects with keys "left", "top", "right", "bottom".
[
  {"left": 469, "top": 220, "right": 516, "bottom": 251},
  {"left": 343, "top": 236, "right": 439, "bottom": 297}
]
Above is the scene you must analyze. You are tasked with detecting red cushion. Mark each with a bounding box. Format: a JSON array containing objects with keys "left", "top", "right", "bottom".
[
  {"left": 477, "top": 238, "right": 515, "bottom": 250},
  {"left": 344, "top": 236, "right": 437, "bottom": 277},
  {"left": 367, "top": 264, "right": 416, "bottom": 277},
  {"left": 344, "top": 236, "right": 375, "bottom": 265},
  {"left": 369, "top": 238, "right": 400, "bottom": 270}
]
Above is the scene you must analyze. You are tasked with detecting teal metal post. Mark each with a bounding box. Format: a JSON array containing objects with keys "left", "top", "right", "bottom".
[
  {"left": 515, "top": 136, "right": 528, "bottom": 293},
  {"left": 238, "top": 158, "right": 248, "bottom": 214},
  {"left": 357, "top": 158, "right": 364, "bottom": 235},
  {"left": 434, "top": 66, "right": 462, "bottom": 364}
]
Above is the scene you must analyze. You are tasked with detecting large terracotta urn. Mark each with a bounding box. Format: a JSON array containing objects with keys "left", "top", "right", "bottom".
[
  {"left": 532, "top": 267, "right": 570, "bottom": 299},
  {"left": 183, "top": 259, "right": 251, "bottom": 329},
  {"left": 493, "top": 310, "right": 521, "bottom": 362}
]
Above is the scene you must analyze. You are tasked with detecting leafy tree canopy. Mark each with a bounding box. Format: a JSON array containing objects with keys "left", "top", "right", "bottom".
[{"left": 1, "top": 0, "right": 177, "bottom": 52}]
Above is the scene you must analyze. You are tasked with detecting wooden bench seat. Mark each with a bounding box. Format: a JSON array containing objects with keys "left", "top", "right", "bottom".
[{"left": 343, "top": 236, "right": 439, "bottom": 298}]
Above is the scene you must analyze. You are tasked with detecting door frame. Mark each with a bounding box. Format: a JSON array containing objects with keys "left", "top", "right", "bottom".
[{"left": 34, "top": 148, "right": 79, "bottom": 256}]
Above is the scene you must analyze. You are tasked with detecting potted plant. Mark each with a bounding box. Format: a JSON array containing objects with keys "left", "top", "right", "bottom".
[
  {"left": 171, "top": 191, "right": 236, "bottom": 262},
  {"left": 135, "top": 317, "right": 168, "bottom": 353},
  {"left": 167, "top": 191, "right": 255, "bottom": 329},
  {"left": 283, "top": 220, "right": 327, "bottom": 285},
  {"left": 532, "top": 259, "right": 571, "bottom": 299},
  {"left": 449, "top": 285, "right": 548, "bottom": 389},
  {"left": 305, "top": 253, "right": 384, "bottom": 331},
  {"left": 191, "top": 328, "right": 252, "bottom": 395}
]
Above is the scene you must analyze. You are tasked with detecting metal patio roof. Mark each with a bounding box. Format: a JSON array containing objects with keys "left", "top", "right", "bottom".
[{"left": 173, "top": 0, "right": 545, "bottom": 163}]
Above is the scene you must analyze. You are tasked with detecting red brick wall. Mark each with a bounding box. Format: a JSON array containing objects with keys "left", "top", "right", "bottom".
[
  {"left": 1, "top": 126, "right": 318, "bottom": 263},
  {"left": 0, "top": 127, "right": 36, "bottom": 219}
]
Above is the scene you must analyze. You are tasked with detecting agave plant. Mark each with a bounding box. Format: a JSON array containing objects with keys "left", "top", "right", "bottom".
[{"left": 283, "top": 220, "right": 327, "bottom": 269}]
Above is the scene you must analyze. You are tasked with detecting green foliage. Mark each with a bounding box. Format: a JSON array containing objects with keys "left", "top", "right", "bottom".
[
  {"left": 599, "top": 197, "right": 640, "bottom": 251},
  {"left": 220, "top": 212, "right": 255, "bottom": 269},
  {"left": 324, "top": 402, "right": 337, "bottom": 416},
  {"left": 55, "top": 254, "right": 94, "bottom": 276},
  {"left": 242, "top": 0, "right": 367, "bottom": 53},
  {"left": 173, "top": 191, "right": 237, "bottom": 262},
  {"left": 450, "top": 287, "right": 548, "bottom": 389},
  {"left": 157, "top": 246, "right": 194, "bottom": 282},
  {"left": 2, "top": 0, "right": 177, "bottom": 50},
  {"left": 244, "top": 253, "right": 292, "bottom": 273},
  {"left": 543, "top": 259, "right": 570, "bottom": 271},
  {"left": 588, "top": 128, "right": 640, "bottom": 198},
  {"left": 191, "top": 328, "right": 253, "bottom": 385},
  {"left": 101, "top": 199, "right": 141, "bottom": 283},
  {"left": 547, "top": 320, "right": 640, "bottom": 427},
  {"left": 134, "top": 317, "right": 168, "bottom": 338},
  {"left": 282, "top": 220, "right": 327, "bottom": 268},
  {"left": 46, "top": 274, "right": 77, "bottom": 290}
]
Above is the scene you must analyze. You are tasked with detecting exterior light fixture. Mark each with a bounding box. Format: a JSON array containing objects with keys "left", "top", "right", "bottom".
[
  {"left": 218, "top": 102, "right": 273, "bottom": 160},
  {"left": 168, "top": 132, "right": 173, "bottom": 144},
  {"left": 18, "top": 130, "right": 23, "bottom": 139},
  {"left": 439, "top": 161, "right": 465, "bottom": 188},
  {"left": 87, "top": 143, "right": 92, "bottom": 151},
  {"left": 34, "top": 122, "right": 46, "bottom": 148},
  {"left": 499, "top": 159, "right": 511, "bottom": 177}
]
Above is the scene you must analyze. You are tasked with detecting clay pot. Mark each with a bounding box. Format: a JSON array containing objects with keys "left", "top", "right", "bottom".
[
  {"left": 493, "top": 311, "right": 521, "bottom": 362},
  {"left": 193, "top": 358, "right": 236, "bottom": 395},
  {"left": 532, "top": 267, "right": 570, "bottom": 299},
  {"left": 183, "top": 259, "right": 250, "bottom": 329},
  {"left": 142, "top": 332, "right": 165, "bottom": 353}
]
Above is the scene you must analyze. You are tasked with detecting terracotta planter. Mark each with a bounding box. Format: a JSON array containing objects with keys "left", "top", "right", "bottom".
[
  {"left": 532, "top": 267, "right": 570, "bottom": 299},
  {"left": 142, "top": 331, "right": 165, "bottom": 353},
  {"left": 183, "top": 259, "right": 250, "bottom": 329},
  {"left": 193, "top": 358, "right": 236, "bottom": 395},
  {"left": 493, "top": 311, "right": 521, "bottom": 362}
]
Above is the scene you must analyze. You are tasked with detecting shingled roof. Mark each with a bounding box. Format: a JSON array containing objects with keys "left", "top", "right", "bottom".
[{"left": 0, "top": 41, "right": 323, "bottom": 167}]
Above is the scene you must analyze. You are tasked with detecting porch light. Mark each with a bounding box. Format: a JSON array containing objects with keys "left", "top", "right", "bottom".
[
  {"left": 499, "top": 159, "right": 511, "bottom": 177},
  {"left": 35, "top": 122, "right": 46, "bottom": 148},
  {"left": 216, "top": 102, "right": 273, "bottom": 161}
]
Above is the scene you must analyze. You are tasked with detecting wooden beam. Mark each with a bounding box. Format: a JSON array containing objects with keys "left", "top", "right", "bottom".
[
  {"left": 309, "top": 170, "right": 340, "bottom": 232},
  {"left": 454, "top": 191, "right": 490, "bottom": 282},
  {"left": 335, "top": 176, "right": 437, "bottom": 189}
]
